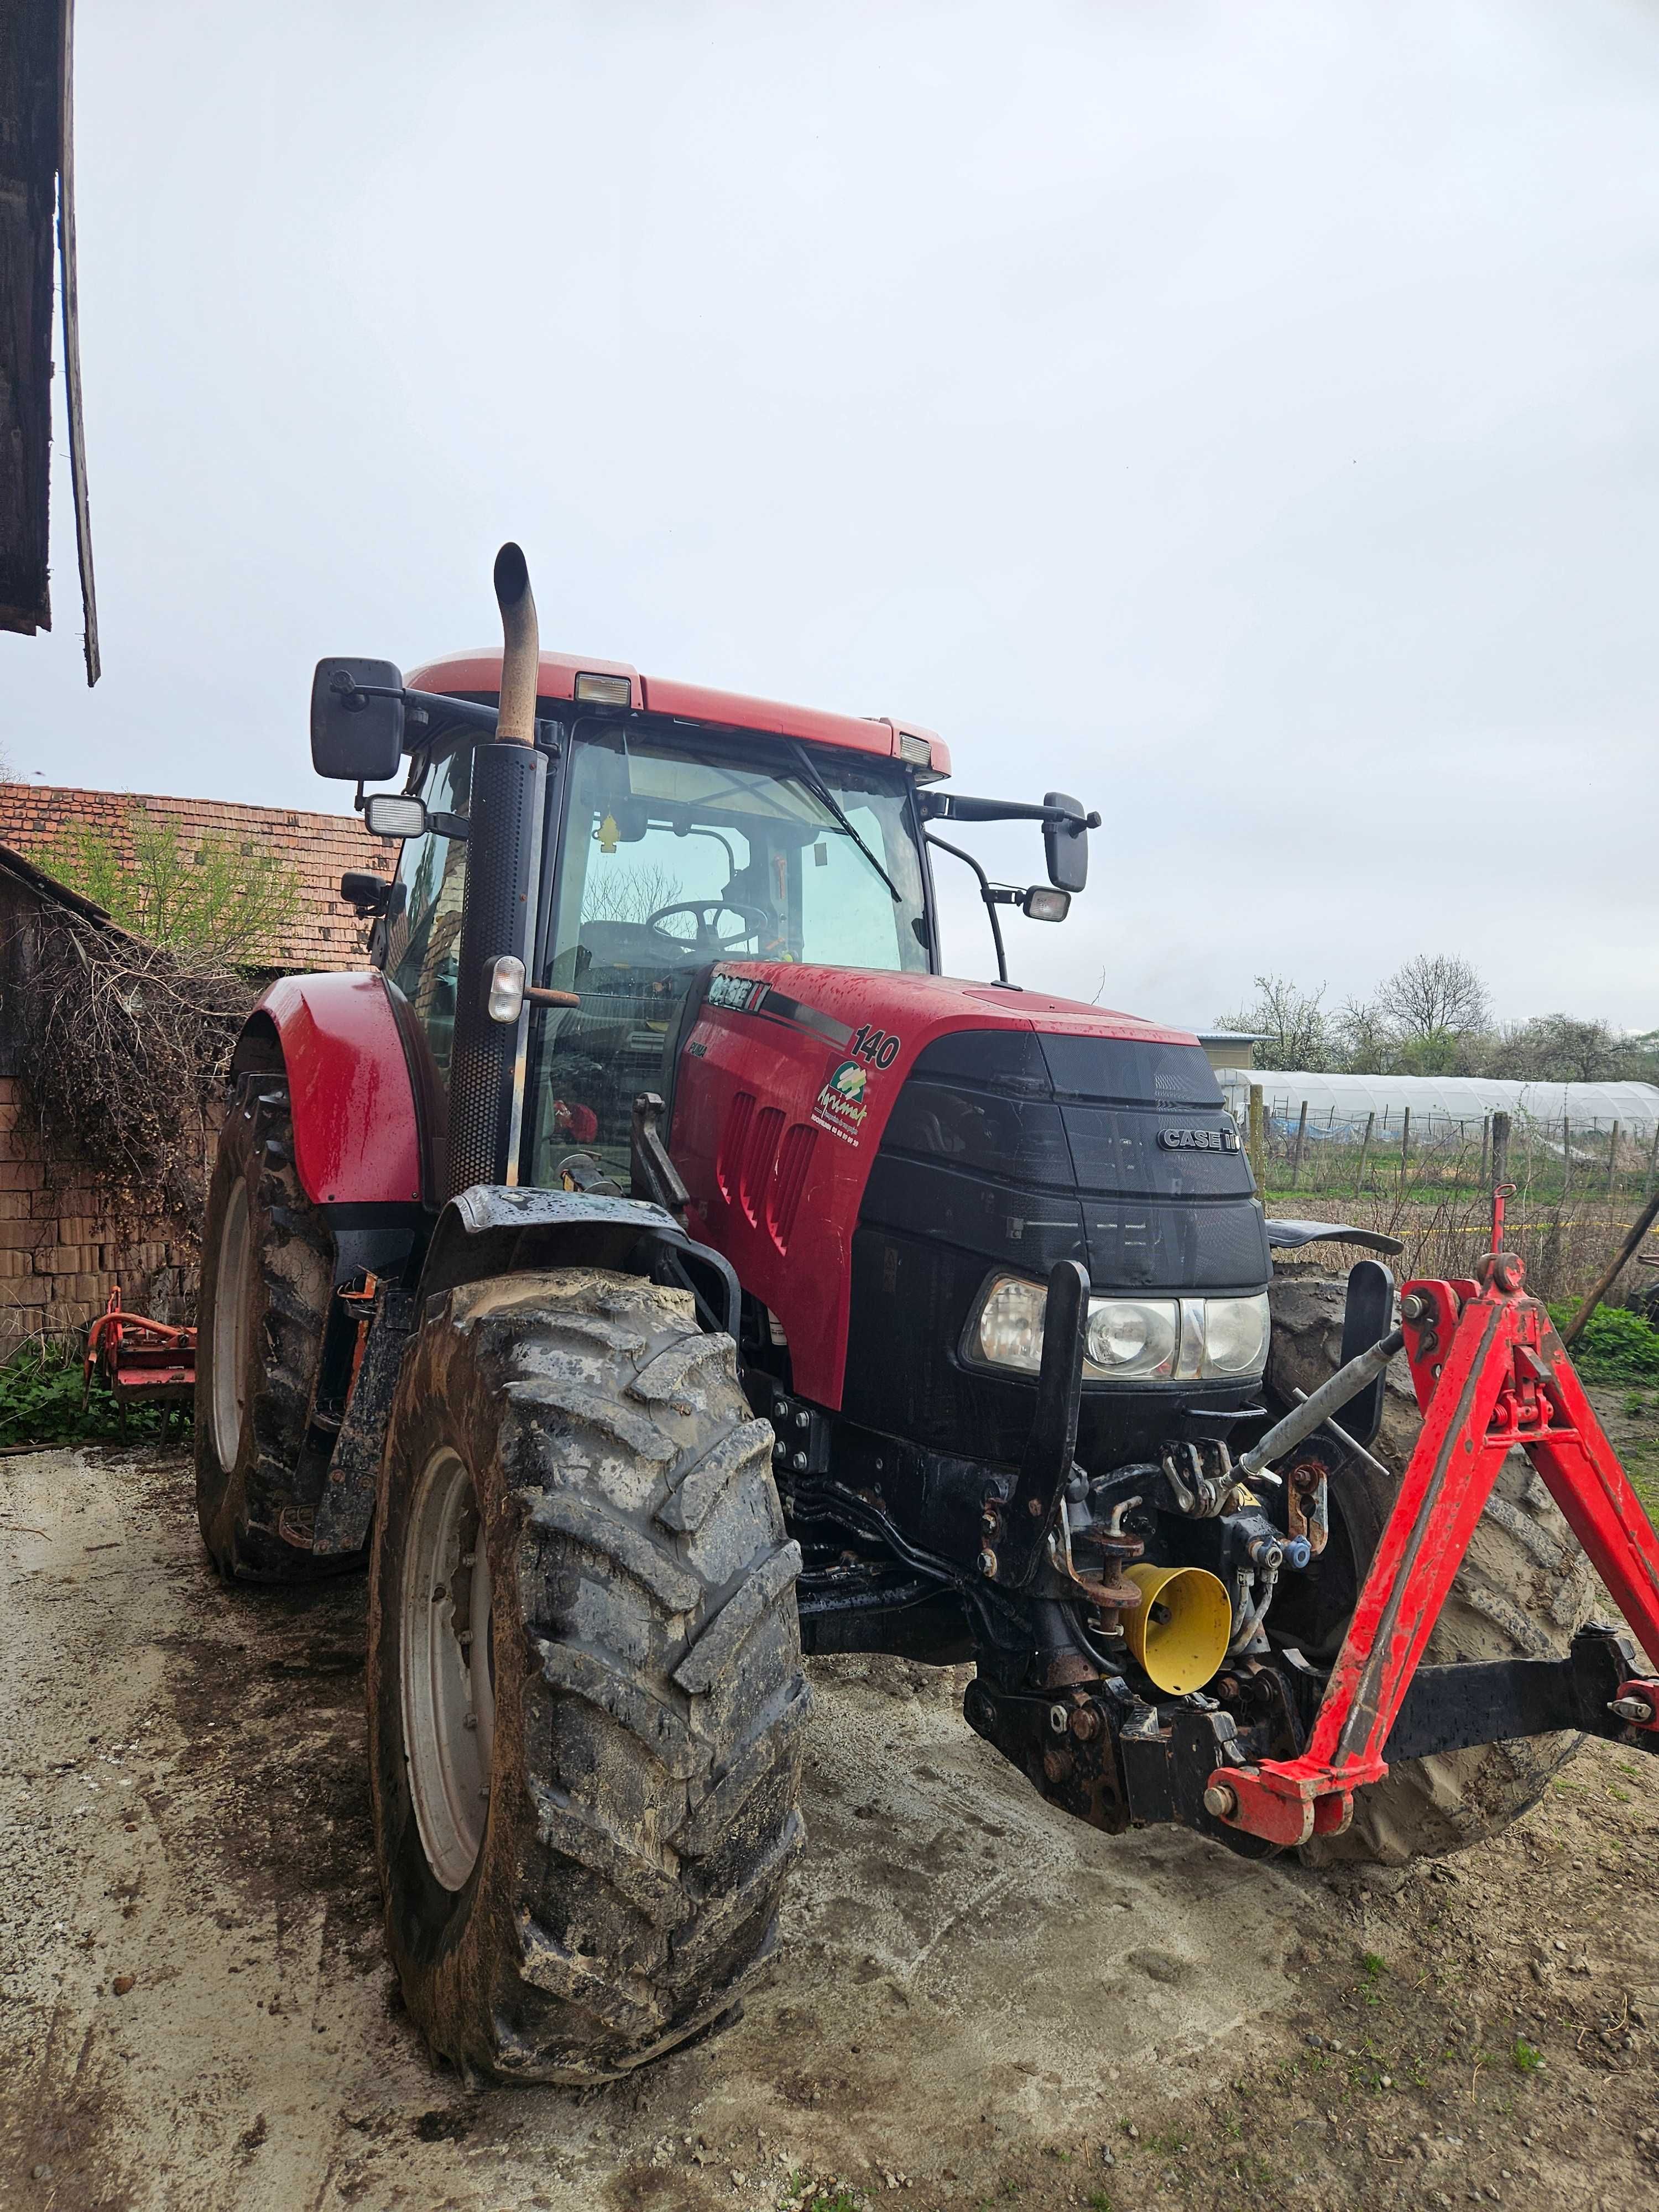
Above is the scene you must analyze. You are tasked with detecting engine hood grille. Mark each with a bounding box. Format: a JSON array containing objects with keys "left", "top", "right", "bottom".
[{"left": 861, "top": 1027, "right": 1270, "bottom": 1295}]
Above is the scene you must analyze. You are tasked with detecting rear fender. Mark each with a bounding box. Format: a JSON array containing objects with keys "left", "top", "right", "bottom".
[{"left": 245, "top": 972, "right": 422, "bottom": 1207}]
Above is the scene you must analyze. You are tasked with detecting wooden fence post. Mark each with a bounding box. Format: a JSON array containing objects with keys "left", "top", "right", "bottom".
[
  {"left": 1647, "top": 1119, "right": 1659, "bottom": 1197},
  {"left": 1479, "top": 1114, "right": 1489, "bottom": 1193},
  {"left": 1608, "top": 1121, "right": 1621, "bottom": 1198},
  {"left": 1288, "top": 1100, "right": 1309, "bottom": 1190},
  {"left": 1562, "top": 1115, "right": 1572, "bottom": 1202},
  {"left": 1357, "top": 1110, "right": 1375, "bottom": 1197},
  {"left": 1247, "top": 1084, "right": 1265, "bottom": 1193},
  {"left": 1400, "top": 1104, "right": 1411, "bottom": 1191},
  {"left": 1491, "top": 1111, "right": 1510, "bottom": 1191}
]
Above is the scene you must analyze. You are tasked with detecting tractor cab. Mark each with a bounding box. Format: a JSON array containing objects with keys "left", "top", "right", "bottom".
[
  {"left": 536, "top": 725, "right": 929, "bottom": 1188},
  {"left": 354, "top": 651, "right": 1078, "bottom": 1197}
]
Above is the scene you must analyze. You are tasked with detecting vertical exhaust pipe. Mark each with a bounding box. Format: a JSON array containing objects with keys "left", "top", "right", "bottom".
[
  {"left": 493, "top": 542, "right": 540, "bottom": 747},
  {"left": 444, "top": 543, "right": 549, "bottom": 1197}
]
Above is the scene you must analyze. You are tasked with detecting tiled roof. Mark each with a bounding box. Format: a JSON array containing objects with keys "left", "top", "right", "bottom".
[{"left": 0, "top": 783, "right": 382, "bottom": 971}]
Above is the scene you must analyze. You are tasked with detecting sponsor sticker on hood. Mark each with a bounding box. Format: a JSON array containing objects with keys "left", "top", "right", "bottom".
[{"left": 811, "top": 1056, "right": 872, "bottom": 1145}]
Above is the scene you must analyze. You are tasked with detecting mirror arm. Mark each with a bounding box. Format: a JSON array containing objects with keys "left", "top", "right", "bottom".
[
  {"left": 925, "top": 832, "right": 1008, "bottom": 985},
  {"left": 919, "top": 792, "right": 1100, "bottom": 831}
]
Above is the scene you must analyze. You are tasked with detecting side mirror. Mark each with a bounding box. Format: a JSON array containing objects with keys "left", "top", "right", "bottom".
[
  {"left": 311, "top": 658, "right": 405, "bottom": 782},
  {"left": 340, "top": 870, "right": 392, "bottom": 916},
  {"left": 364, "top": 793, "right": 428, "bottom": 839},
  {"left": 1043, "top": 790, "right": 1089, "bottom": 893},
  {"left": 1021, "top": 886, "right": 1070, "bottom": 922}
]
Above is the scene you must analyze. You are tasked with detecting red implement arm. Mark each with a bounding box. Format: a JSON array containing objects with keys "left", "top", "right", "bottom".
[{"left": 1210, "top": 1191, "right": 1659, "bottom": 1848}]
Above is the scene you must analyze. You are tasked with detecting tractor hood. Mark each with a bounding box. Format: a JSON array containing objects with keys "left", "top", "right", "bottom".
[{"left": 668, "top": 964, "right": 1270, "bottom": 1418}]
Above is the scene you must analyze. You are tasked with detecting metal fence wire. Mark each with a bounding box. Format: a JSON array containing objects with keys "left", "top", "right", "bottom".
[{"left": 1236, "top": 1097, "right": 1659, "bottom": 1304}]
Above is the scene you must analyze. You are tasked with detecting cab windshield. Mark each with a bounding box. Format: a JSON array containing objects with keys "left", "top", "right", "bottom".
[{"left": 529, "top": 722, "right": 930, "bottom": 1185}]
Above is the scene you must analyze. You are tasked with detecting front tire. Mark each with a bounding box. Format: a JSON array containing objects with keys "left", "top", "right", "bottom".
[
  {"left": 195, "top": 1071, "right": 338, "bottom": 1580},
  {"left": 367, "top": 1267, "right": 808, "bottom": 2081},
  {"left": 1267, "top": 1276, "right": 1599, "bottom": 1865}
]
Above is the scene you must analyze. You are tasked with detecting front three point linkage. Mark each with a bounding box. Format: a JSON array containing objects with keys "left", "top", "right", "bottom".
[{"left": 1206, "top": 1184, "right": 1659, "bottom": 1849}]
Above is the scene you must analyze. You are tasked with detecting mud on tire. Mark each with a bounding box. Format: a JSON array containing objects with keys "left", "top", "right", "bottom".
[
  {"left": 195, "top": 1070, "right": 339, "bottom": 1580},
  {"left": 1267, "top": 1275, "right": 1599, "bottom": 1866},
  {"left": 366, "top": 1267, "right": 808, "bottom": 2083}
]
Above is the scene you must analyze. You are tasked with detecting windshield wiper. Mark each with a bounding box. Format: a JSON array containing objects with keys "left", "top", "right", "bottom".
[{"left": 786, "top": 742, "right": 903, "bottom": 905}]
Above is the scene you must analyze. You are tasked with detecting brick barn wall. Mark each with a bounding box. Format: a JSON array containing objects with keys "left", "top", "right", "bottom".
[{"left": 0, "top": 1072, "right": 207, "bottom": 1349}]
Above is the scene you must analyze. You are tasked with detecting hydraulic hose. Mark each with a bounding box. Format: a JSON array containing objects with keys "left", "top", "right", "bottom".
[{"left": 493, "top": 541, "right": 540, "bottom": 744}]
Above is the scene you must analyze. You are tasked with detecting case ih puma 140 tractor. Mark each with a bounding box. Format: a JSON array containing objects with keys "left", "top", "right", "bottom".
[{"left": 197, "top": 546, "right": 1659, "bottom": 2084}]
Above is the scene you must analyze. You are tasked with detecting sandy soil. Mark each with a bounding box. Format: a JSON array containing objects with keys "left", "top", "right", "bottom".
[{"left": 1, "top": 1439, "right": 1656, "bottom": 2212}]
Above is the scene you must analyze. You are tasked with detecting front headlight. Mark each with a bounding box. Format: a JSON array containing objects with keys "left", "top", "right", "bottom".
[
  {"left": 973, "top": 1276, "right": 1048, "bottom": 1373},
  {"left": 1084, "top": 1297, "right": 1179, "bottom": 1379},
  {"left": 1200, "top": 1291, "right": 1270, "bottom": 1377},
  {"left": 964, "top": 1276, "right": 1270, "bottom": 1383}
]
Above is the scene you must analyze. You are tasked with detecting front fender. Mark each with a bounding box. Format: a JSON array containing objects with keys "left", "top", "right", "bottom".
[
  {"left": 248, "top": 971, "right": 421, "bottom": 1207},
  {"left": 418, "top": 1185, "right": 740, "bottom": 1339}
]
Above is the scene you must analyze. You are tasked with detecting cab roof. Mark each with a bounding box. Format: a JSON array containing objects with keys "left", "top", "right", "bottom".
[{"left": 405, "top": 649, "right": 952, "bottom": 780}]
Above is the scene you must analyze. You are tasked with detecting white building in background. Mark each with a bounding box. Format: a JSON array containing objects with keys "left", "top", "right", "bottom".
[{"left": 1213, "top": 1068, "right": 1659, "bottom": 1139}]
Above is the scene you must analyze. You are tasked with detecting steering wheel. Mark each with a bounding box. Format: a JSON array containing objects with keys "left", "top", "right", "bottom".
[{"left": 645, "top": 898, "right": 772, "bottom": 956}]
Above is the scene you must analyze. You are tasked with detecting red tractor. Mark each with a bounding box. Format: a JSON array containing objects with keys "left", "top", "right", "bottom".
[{"left": 196, "top": 546, "right": 1659, "bottom": 2084}]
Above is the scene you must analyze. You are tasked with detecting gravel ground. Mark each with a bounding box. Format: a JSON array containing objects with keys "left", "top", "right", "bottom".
[{"left": 1, "top": 1434, "right": 1656, "bottom": 2212}]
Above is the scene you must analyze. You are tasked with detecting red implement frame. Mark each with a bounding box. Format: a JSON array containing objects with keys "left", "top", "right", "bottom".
[
  {"left": 84, "top": 1287, "right": 196, "bottom": 1413},
  {"left": 1211, "top": 1189, "right": 1659, "bottom": 1848}
]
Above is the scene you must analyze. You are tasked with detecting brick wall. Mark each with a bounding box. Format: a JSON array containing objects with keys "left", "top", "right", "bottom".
[
  {"left": 0, "top": 782, "right": 379, "bottom": 972},
  {"left": 0, "top": 1072, "right": 209, "bottom": 1349}
]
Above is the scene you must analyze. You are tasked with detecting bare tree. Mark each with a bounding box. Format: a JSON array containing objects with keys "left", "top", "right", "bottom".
[
  {"left": 1213, "top": 974, "right": 1333, "bottom": 1071},
  {"left": 1375, "top": 953, "right": 1490, "bottom": 1041},
  {"left": 1334, "top": 997, "right": 1395, "bottom": 1073},
  {"left": 581, "top": 861, "right": 686, "bottom": 927},
  {"left": 1490, "top": 1013, "right": 1626, "bottom": 1084}
]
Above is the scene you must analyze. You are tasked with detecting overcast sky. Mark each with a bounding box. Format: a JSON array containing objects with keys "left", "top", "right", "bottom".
[{"left": 6, "top": 0, "right": 1657, "bottom": 1031}]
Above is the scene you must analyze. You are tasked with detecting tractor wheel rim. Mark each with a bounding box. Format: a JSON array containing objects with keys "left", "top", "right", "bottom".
[
  {"left": 210, "top": 1180, "right": 251, "bottom": 1469},
  {"left": 401, "top": 1447, "right": 495, "bottom": 1892}
]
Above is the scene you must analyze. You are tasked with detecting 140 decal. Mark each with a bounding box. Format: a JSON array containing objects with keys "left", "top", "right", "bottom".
[{"left": 849, "top": 1022, "right": 902, "bottom": 1071}]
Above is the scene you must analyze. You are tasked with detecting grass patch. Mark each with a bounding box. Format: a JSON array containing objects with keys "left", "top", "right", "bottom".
[
  {"left": 1547, "top": 1301, "right": 1659, "bottom": 1384},
  {"left": 1512, "top": 2037, "right": 1545, "bottom": 2073}
]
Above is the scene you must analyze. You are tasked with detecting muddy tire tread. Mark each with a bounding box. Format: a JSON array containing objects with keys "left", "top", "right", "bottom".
[
  {"left": 368, "top": 1267, "right": 807, "bottom": 2083},
  {"left": 194, "top": 1070, "right": 338, "bottom": 1581}
]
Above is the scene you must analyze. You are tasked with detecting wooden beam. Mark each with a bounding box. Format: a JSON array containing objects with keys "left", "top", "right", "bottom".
[
  {"left": 56, "top": 0, "right": 96, "bottom": 683},
  {"left": 0, "top": 2, "right": 63, "bottom": 639}
]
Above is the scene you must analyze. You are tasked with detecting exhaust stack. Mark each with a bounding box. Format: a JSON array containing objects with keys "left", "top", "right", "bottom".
[
  {"left": 443, "top": 544, "right": 549, "bottom": 1197},
  {"left": 492, "top": 542, "right": 540, "bottom": 745}
]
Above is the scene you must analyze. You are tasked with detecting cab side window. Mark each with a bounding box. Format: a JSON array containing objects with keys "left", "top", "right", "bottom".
[{"left": 385, "top": 743, "right": 473, "bottom": 1084}]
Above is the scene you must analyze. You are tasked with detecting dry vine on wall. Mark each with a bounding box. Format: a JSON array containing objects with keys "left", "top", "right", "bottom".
[{"left": 11, "top": 905, "right": 253, "bottom": 1270}]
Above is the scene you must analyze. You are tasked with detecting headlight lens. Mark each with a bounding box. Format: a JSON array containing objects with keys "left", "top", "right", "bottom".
[
  {"left": 974, "top": 1276, "right": 1048, "bottom": 1373},
  {"left": 1201, "top": 1291, "right": 1270, "bottom": 1376},
  {"left": 1084, "top": 1297, "right": 1178, "bottom": 1379},
  {"left": 965, "top": 1277, "right": 1270, "bottom": 1383}
]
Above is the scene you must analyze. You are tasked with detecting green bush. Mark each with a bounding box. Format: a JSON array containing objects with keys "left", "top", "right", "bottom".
[
  {"left": 0, "top": 1338, "right": 182, "bottom": 1446},
  {"left": 1546, "top": 1301, "right": 1659, "bottom": 1384}
]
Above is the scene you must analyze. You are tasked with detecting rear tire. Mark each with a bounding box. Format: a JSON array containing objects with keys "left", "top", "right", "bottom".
[
  {"left": 366, "top": 1267, "right": 808, "bottom": 2081},
  {"left": 1267, "top": 1276, "right": 1599, "bottom": 1865},
  {"left": 195, "top": 1071, "right": 341, "bottom": 1580}
]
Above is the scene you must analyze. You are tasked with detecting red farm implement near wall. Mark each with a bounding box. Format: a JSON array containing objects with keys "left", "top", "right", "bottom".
[{"left": 84, "top": 1287, "right": 195, "bottom": 1434}]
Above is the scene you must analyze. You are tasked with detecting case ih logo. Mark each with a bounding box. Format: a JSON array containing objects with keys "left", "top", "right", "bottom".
[
  {"left": 1157, "top": 1125, "right": 1239, "bottom": 1152},
  {"left": 707, "top": 970, "right": 768, "bottom": 1014}
]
